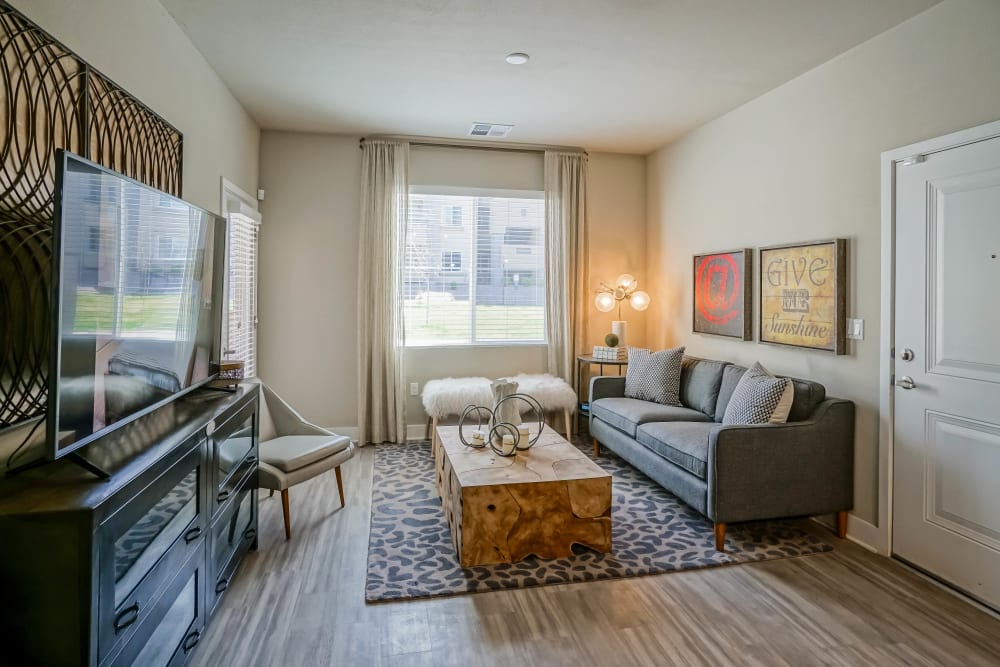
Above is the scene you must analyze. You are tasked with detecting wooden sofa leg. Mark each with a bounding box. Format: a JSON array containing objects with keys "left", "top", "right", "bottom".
[
  {"left": 280, "top": 489, "right": 292, "bottom": 541},
  {"left": 593, "top": 438, "right": 600, "bottom": 457},
  {"left": 335, "top": 465, "right": 345, "bottom": 507},
  {"left": 714, "top": 522, "right": 726, "bottom": 552},
  {"left": 836, "top": 511, "right": 848, "bottom": 539}
]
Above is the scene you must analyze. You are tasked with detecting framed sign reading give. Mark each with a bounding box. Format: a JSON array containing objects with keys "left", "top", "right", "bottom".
[
  {"left": 759, "top": 239, "right": 847, "bottom": 354},
  {"left": 693, "top": 248, "right": 753, "bottom": 340}
]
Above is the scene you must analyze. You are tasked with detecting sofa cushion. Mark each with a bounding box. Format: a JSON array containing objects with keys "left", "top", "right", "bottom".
[
  {"left": 625, "top": 346, "right": 685, "bottom": 406},
  {"left": 591, "top": 397, "right": 711, "bottom": 438},
  {"left": 714, "top": 364, "right": 747, "bottom": 422},
  {"left": 722, "top": 362, "right": 792, "bottom": 425},
  {"left": 680, "top": 357, "right": 728, "bottom": 417},
  {"left": 636, "top": 422, "right": 723, "bottom": 479},
  {"left": 715, "top": 365, "right": 827, "bottom": 423}
]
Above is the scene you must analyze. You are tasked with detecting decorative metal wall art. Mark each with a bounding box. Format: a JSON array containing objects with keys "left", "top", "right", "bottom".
[{"left": 0, "top": 2, "right": 184, "bottom": 428}]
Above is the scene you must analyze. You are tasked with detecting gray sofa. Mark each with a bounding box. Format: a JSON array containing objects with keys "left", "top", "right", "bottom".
[{"left": 589, "top": 356, "right": 854, "bottom": 551}]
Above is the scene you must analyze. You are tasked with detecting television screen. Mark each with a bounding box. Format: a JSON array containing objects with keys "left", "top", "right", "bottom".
[{"left": 49, "top": 151, "right": 225, "bottom": 460}]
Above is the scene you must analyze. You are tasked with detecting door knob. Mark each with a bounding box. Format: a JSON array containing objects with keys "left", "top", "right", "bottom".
[
  {"left": 896, "top": 376, "right": 916, "bottom": 390},
  {"left": 899, "top": 348, "right": 914, "bottom": 361}
]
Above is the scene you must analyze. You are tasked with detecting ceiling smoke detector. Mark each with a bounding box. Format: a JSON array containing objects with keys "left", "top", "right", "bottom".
[
  {"left": 469, "top": 123, "right": 514, "bottom": 138},
  {"left": 505, "top": 52, "right": 530, "bottom": 65}
]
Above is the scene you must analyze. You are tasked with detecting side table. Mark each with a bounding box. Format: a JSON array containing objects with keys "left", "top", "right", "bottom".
[{"left": 576, "top": 354, "right": 628, "bottom": 432}]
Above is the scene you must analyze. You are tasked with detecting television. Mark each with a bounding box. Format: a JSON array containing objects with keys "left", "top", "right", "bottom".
[{"left": 47, "top": 150, "right": 225, "bottom": 464}]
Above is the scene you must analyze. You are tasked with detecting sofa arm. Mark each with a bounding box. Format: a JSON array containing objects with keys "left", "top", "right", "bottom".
[
  {"left": 707, "top": 398, "right": 854, "bottom": 523},
  {"left": 590, "top": 375, "right": 626, "bottom": 402}
]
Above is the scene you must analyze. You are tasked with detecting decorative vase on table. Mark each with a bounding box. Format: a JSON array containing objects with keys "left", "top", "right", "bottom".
[{"left": 490, "top": 379, "right": 521, "bottom": 436}]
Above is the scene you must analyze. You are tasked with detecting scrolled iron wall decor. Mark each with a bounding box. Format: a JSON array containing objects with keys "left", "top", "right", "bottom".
[{"left": 0, "top": 1, "right": 183, "bottom": 428}]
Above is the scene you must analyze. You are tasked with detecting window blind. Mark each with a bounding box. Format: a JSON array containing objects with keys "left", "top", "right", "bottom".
[
  {"left": 404, "top": 188, "right": 546, "bottom": 346},
  {"left": 226, "top": 212, "right": 259, "bottom": 377}
]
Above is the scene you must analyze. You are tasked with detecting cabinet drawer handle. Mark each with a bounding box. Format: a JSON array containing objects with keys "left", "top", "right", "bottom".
[
  {"left": 243, "top": 528, "right": 257, "bottom": 542},
  {"left": 182, "top": 630, "right": 201, "bottom": 653},
  {"left": 215, "top": 578, "right": 229, "bottom": 594},
  {"left": 184, "top": 526, "right": 202, "bottom": 543},
  {"left": 113, "top": 603, "right": 140, "bottom": 634},
  {"left": 217, "top": 490, "right": 231, "bottom": 503}
]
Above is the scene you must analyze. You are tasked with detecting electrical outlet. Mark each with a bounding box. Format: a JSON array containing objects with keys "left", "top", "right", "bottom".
[
  {"left": 409, "top": 382, "right": 419, "bottom": 396},
  {"left": 846, "top": 318, "right": 864, "bottom": 340}
]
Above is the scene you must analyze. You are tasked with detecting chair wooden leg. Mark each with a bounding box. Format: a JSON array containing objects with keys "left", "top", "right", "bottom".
[
  {"left": 269, "top": 489, "right": 274, "bottom": 498},
  {"left": 280, "top": 489, "right": 291, "bottom": 541},
  {"left": 564, "top": 409, "right": 572, "bottom": 438},
  {"left": 836, "top": 511, "right": 848, "bottom": 539},
  {"left": 335, "top": 465, "right": 345, "bottom": 507},
  {"left": 714, "top": 522, "right": 726, "bottom": 552},
  {"left": 425, "top": 417, "right": 432, "bottom": 441},
  {"left": 593, "top": 438, "right": 600, "bottom": 457}
]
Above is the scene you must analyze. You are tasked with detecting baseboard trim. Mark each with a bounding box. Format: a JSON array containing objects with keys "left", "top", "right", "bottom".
[
  {"left": 846, "top": 515, "right": 885, "bottom": 554},
  {"left": 324, "top": 424, "right": 429, "bottom": 444},
  {"left": 809, "top": 514, "right": 883, "bottom": 554}
]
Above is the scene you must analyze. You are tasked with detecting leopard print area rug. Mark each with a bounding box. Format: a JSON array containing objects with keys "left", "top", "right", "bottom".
[{"left": 366, "top": 438, "right": 832, "bottom": 602}]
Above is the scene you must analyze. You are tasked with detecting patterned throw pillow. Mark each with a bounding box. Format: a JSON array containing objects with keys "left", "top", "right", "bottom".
[
  {"left": 625, "top": 346, "right": 685, "bottom": 406},
  {"left": 722, "top": 362, "right": 792, "bottom": 425}
]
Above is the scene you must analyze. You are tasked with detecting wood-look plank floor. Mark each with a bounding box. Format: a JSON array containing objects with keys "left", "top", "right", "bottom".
[{"left": 190, "top": 446, "right": 1000, "bottom": 667}]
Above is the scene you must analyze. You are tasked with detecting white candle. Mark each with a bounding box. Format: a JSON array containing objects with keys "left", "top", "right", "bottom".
[
  {"left": 501, "top": 434, "right": 516, "bottom": 455},
  {"left": 471, "top": 429, "right": 486, "bottom": 446},
  {"left": 517, "top": 425, "right": 530, "bottom": 449}
]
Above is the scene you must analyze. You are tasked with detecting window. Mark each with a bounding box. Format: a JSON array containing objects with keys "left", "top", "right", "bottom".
[
  {"left": 441, "top": 251, "right": 462, "bottom": 272},
  {"left": 404, "top": 188, "right": 545, "bottom": 346},
  {"left": 225, "top": 212, "right": 259, "bottom": 377}
]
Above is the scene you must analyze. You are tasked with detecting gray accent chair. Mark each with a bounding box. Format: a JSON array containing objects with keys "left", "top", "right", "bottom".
[
  {"left": 253, "top": 381, "right": 355, "bottom": 540},
  {"left": 589, "top": 357, "right": 854, "bottom": 551}
]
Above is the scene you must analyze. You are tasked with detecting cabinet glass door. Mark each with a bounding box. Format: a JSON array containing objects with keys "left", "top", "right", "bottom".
[
  {"left": 217, "top": 412, "right": 254, "bottom": 485},
  {"left": 114, "top": 469, "right": 198, "bottom": 606}
]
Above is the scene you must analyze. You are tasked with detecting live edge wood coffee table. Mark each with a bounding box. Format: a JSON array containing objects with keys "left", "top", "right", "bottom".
[{"left": 434, "top": 425, "right": 612, "bottom": 567}]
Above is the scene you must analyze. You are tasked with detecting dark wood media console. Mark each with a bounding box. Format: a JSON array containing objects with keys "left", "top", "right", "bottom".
[{"left": 0, "top": 384, "right": 259, "bottom": 666}]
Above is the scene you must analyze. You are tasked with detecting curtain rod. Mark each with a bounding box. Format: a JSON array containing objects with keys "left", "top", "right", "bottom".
[{"left": 359, "top": 134, "right": 587, "bottom": 156}]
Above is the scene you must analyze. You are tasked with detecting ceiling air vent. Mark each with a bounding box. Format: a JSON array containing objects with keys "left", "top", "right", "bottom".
[{"left": 469, "top": 122, "right": 513, "bottom": 138}]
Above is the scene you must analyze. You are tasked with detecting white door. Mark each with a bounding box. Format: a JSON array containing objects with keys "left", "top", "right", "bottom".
[{"left": 892, "top": 131, "right": 1000, "bottom": 610}]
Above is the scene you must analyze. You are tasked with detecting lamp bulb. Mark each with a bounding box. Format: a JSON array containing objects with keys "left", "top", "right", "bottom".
[
  {"left": 630, "top": 290, "right": 650, "bottom": 311},
  {"left": 595, "top": 292, "right": 616, "bottom": 313},
  {"left": 615, "top": 273, "right": 637, "bottom": 291}
]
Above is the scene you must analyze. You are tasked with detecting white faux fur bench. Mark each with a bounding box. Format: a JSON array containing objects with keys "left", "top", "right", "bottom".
[{"left": 422, "top": 374, "right": 577, "bottom": 440}]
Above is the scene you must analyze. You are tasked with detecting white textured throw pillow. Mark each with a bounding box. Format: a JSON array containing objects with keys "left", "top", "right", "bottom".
[
  {"left": 625, "top": 346, "right": 685, "bottom": 406},
  {"left": 722, "top": 362, "right": 792, "bottom": 425}
]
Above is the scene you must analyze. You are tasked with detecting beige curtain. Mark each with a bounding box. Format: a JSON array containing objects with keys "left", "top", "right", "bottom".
[
  {"left": 357, "top": 140, "right": 408, "bottom": 445},
  {"left": 544, "top": 151, "right": 588, "bottom": 384}
]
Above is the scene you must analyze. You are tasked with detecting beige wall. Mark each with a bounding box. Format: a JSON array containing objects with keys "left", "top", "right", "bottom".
[
  {"left": 257, "top": 132, "right": 361, "bottom": 428},
  {"left": 587, "top": 153, "right": 648, "bottom": 350},
  {"left": 16, "top": 0, "right": 260, "bottom": 212},
  {"left": 645, "top": 0, "right": 1000, "bottom": 535},
  {"left": 257, "top": 132, "right": 646, "bottom": 430}
]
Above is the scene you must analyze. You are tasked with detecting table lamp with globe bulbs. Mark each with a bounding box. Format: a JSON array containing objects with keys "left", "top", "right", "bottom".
[{"left": 594, "top": 273, "right": 650, "bottom": 350}]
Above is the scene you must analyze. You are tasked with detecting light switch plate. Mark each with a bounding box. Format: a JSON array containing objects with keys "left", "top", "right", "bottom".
[
  {"left": 409, "top": 382, "right": 420, "bottom": 396},
  {"left": 846, "top": 318, "right": 864, "bottom": 340}
]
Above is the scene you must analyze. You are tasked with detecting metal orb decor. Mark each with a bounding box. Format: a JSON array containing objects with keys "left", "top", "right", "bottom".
[
  {"left": 494, "top": 393, "right": 545, "bottom": 449},
  {"left": 457, "top": 393, "right": 546, "bottom": 457},
  {"left": 458, "top": 405, "right": 492, "bottom": 448}
]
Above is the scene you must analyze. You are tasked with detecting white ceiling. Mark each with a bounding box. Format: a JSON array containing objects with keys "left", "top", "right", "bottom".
[{"left": 160, "top": 0, "right": 937, "bottom": 154}]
